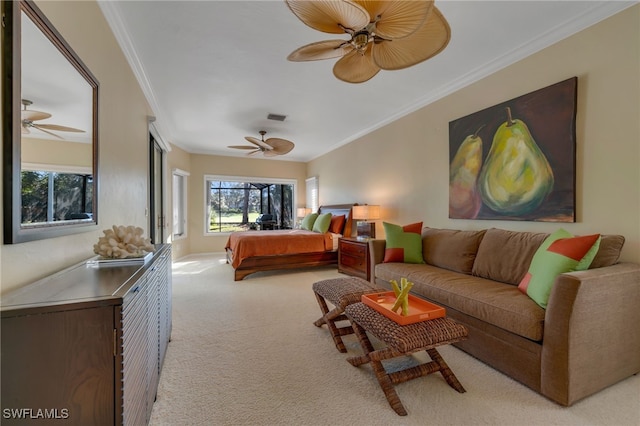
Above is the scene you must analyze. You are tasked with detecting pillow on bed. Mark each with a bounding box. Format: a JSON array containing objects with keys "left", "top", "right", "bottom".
[
  {"left": 329, "top": 215, "right": 346, "bottom": 234},
  {"left": 312, "top": 213, "right": 332, "bottom": 233},
  {"left": 301, "top": 213, "right": 318, "bottom": 231}
]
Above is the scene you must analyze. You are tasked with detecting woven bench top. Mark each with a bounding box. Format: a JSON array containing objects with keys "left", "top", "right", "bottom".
[
  {"left": 313, "top": 277, "right": 385, "bottom": 308},
  {"left": 345, "top": 302, "right": 468, "bottom": 353}
]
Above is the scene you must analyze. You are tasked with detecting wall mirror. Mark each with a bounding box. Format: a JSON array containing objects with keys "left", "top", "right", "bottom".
[{"left": 2, "top": 0, "right": 99, "bottom": 244}]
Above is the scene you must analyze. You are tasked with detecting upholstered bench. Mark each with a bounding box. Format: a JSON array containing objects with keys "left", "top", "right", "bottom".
[
  {"left": 345, "top": 302, "right": 468, "bottom": 416},
  {"left": 312, "top": 277, "right": 385, "bottom": 353}
]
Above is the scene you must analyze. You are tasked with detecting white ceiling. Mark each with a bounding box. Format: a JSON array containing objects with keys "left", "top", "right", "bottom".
[{"left": 98, "top": 1, "right": 635, "bottom": 162}]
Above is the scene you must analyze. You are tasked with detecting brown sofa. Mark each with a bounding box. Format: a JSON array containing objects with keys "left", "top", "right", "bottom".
[{"left": 369, "top": 227, "right": 640, "bottom": 406}]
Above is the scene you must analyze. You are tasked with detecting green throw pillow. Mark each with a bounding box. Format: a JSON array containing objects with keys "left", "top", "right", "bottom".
[
  {"left": 312, "top": 213, "right": 332, "bottom": 233},
  {"left": 300, "top": 213, "right": 318, "bottom": 231},
  {"left": 382, "top": 222, "right": 424, "bottom": 264},
  {"left": 518, "top": 228, "right": 601, "bottom": 309}
]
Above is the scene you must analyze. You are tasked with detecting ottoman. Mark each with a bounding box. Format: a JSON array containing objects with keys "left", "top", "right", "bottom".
[
  {"left": 312, "top": 277, "right": 385, "bottom": 353},
  {"left": 345, "top": 302, "right": 468, "bottom": 416}
]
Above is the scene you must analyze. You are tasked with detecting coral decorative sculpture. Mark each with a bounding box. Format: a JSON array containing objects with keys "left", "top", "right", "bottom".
[{"left": 93, "top": 225, "right": 155, "bottom": 259}]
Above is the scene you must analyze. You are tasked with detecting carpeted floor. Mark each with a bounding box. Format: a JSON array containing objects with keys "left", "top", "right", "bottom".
[{"left": 149, "top": 253, "right": 640, "bottom": 426}]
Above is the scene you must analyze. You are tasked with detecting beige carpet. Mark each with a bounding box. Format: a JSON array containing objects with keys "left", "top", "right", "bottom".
[{"left": 149, "top": 253, "right": 640, "bottom": 426}]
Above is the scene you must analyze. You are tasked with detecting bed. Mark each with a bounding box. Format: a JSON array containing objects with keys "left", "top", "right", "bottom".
[{"left": 225, "top": 204, "right": 355, "bottom": 280}]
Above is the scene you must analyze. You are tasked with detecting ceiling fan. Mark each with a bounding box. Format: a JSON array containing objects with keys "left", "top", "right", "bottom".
[
  {"left": 228, "top": 130, "right": 295, "bottom": 157},
  {"left": 21, "top": 99, "right": 85, "bottom": 139},
  {"left": 285, "top": 0, "right": 450, "bottom": 83}
]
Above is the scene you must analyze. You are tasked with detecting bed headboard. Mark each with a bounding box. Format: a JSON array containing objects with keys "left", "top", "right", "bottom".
[{"left": 318, "top": 203, "right": 357, "bottom": 237}]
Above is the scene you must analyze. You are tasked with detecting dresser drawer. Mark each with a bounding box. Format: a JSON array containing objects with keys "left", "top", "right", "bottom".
[
  {"left": 340, "top": 240, "right": 367, "bottom": 256},
  {"left": 340, "top": 252, "right": 365, "bottom": 270},
  {"left": 338, "top": 238, "right": 370, "bottom": 280}
]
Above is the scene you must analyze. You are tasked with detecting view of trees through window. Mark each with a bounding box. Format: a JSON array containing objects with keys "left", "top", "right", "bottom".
[
  {"left": 206, "top": 178, "right": 294, "bottom": 233},
  {"left": 21, "top": 171, "right": 93, "bottom": 224}
]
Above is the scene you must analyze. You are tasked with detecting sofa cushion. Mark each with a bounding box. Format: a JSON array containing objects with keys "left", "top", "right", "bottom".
[
  {"left": 405, "top": 267, "right": 545, "bottom": 341},
  {"left": 383, "top": 222, "right": 424, "bottom": 264},
  {"left": 422, "top": 228, "right": 486, "bottom": 274},
  {"left": 590, "top": 234, "right": 625, "bottom": 268},
  {"left": 472, "top": 228, "right": 548, "bottom": 285},
  {"left": 518, "top": 229, "right": 601, "bottom": 309},
  {"left": 374, "top": 262, "right": 432, "bottom": 286}
]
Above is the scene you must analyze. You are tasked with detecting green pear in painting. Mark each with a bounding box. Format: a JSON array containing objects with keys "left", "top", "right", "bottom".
[{"left": 477, "top": 107, "right": 554, "bottom": 216}]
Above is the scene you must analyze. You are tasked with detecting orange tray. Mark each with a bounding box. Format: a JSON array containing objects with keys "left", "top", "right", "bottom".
[{"left": 361, "top": 291, "right": 446, "bottom": 325}]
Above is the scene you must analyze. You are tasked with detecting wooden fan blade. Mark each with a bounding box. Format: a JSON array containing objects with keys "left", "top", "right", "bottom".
[
  {"left": 288, "top": 40, "right": 353, "bottom": 62},
  {"left": 22, "top": 125, "right": 30, "bottom": 134},
  {"left": 246, "top": 149, "right": 261, "bottom": 156},
  {"left": 372, "top": 6, "right": 450, "bottom": 70},
  {"left": 265, "top": 138, "right": 295, "bottom": 155},
  {"left": 30, "top": 124, "right": 64, "bottom": 139},
  {"left": 356, "top": 0, "right": 433, "bottom": 40},
  {"left": 35, "top": 124, "right": 85, "bottom": 133},
  {"left": 285, "top": 0, "right": 369, "bottom": 34},
  {"left": 245, "top": 136, "right": 272, "bottom": 150},
  {"left": 22, "top": 110, "right": 51, "bottom": 121},
  {"left": 333, "top": 45, "right": 380, "bottom": 83},
  {"left": 228, "top": 145, "right": 258, "bottom": 150}
]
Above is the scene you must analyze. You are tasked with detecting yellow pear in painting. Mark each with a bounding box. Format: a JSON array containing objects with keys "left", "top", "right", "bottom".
[
  {"left": 449, "top": 126, "right": 484, "bottom": 218},
  {"left": 478, "top": 107, "right": 554, "bottom": 215}
]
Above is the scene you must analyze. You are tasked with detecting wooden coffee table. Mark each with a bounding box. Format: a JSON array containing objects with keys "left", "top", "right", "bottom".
[{"left": 345, "top": 302, "right": 468, "bottom": 416}]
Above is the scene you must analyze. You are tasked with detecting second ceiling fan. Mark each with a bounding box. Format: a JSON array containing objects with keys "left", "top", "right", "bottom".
[{"left": 228, "top": 131, "right": 295, "bottom": 157}]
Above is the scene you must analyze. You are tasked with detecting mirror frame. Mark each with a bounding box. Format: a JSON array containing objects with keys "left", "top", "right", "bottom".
[{"left": 2, "top": 0, "right": 99, "bottom": 244}]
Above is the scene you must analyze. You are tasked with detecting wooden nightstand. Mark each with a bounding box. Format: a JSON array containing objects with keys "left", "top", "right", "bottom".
[{"left": 338, "top": 237, "right": 371, "bottom": 280}]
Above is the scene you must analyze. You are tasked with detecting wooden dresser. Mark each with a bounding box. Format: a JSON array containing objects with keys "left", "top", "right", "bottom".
[
  {"left": 338, "top": 237, "right": 371, "bottom": 280},
  {"left": 0, "top": 244, "right": 172, "bottom": 426}
]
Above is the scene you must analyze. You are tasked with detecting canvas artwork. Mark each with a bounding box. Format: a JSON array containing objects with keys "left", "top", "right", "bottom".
[{"left": 449, "top": 77, "right": 577, "bottom": 222}]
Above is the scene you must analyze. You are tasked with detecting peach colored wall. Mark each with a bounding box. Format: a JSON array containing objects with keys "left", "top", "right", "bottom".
[
  {"left": 187, "top": 155, "right": 307, "bottom": 254},
  {"left": 308, "top": 5, "right": 640, "bottom": 263},
  {"left": 22, "top": 137, "right": 92, "bottom": 170},
  {"left": 166, "top": 143, "right": 192, "bottom": 260},
  {"left": 1, "top": 1, "right": 154, "bottom": 293}
]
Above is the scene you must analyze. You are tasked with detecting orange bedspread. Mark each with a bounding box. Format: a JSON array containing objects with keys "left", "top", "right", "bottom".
[{"left": 225, "top": 230, "right": 335, "bottom": 269}]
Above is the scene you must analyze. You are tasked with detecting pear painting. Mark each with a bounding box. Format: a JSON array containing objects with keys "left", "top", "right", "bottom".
[
  {"left": 478, "top": 107, "right": 554, "bottom": 215},
  {"left": 448, "top": 77, "right": 577, "bottom": 222}
]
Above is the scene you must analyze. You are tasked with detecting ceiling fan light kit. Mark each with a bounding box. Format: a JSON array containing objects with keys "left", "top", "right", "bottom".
[
  {"left": 285, "top": 0, "right": 451, "bottom": 83},
  {"left": 228, "top": 130, "right": 295, "bottom": 157}
]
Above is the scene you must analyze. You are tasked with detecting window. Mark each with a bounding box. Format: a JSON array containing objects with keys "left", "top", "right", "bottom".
[
  {"left": 204, "top": 175, "right": 296, "bottom": 234},
  {"left": 306, "top": 176, "right": 318, "bottom": 212},
  {"left": 21, "top": 170, "right": 93, "bottom": 224},
  {"left": 172, "top": 169, "right": 189, "bottom": 240}
]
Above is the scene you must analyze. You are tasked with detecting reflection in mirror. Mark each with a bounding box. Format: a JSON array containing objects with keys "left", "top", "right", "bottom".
[{"left": 2, "top": 0, "right": 99, "bottom": 243}]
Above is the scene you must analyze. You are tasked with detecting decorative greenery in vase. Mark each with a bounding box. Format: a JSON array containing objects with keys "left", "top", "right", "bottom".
[{"left": 389, "top": 277, "right": 414, "bottom": 316}]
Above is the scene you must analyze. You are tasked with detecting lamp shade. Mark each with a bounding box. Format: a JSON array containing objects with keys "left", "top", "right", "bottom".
[
  {"left": 352, "top": 205, "right": 380, "bottom": 221},
  {"left": 297, "top": 207, "right": 312, "bottom": 218}
]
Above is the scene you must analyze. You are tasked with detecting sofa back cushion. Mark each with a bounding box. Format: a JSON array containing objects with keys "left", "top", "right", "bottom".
[
  {"left": 590, "top": 234, "right": 625, "bottom": 268},
  {"left": 472, "top": 228, "right": 548, "bottom": 285},
  {"left": 422, "top": 228, "right": 486, "bottom": 274}
]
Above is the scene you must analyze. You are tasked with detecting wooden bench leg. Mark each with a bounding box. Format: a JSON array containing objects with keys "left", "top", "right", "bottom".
[
  {"left": 313, "top": 292, "right": 352, "bottom": 353},
  {"left": 348, "top": 321, "right": 408, "bottom": 416},
  {"left": 426, "top": 348, "right": 466, "bottom": 393}
]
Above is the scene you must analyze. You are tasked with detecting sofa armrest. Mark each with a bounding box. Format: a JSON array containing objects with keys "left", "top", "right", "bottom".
[
  {"left": 368, "top": 239, "right": 386, "bottom": 284},
  {"left": 541, "top": 262, "right": 640, "bottom": 405}
]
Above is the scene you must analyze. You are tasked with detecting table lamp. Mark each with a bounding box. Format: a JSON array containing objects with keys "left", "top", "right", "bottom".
[{"left": 352, "top": 204, "right": 380, "bottom": 240}]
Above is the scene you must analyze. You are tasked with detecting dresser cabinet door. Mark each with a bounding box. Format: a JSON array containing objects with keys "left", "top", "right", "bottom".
[
  {"left": 121, "top": 276, "right": 150, "bottom": 426},
  {"left": 1, "top": 306, "right": 115, "bottom": 425}
]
